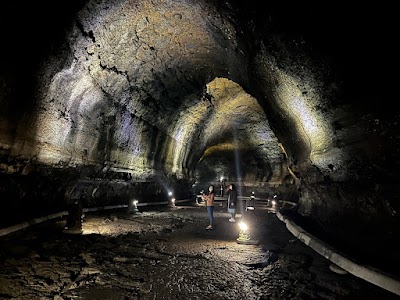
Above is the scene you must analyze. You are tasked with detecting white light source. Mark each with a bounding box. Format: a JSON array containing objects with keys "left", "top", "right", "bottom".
[
  {"left": 238, "top": 221, "right": 248, "bottom": 231},
  {"left": 246, "top": 191, "right": 256, "bottom": 211},
  {"left": 237, "top": 221, "right": 253, "bottom": 244},
  {"left": 236, "top": 221, "right": 258, "bottom": 245},
  {"left": 269, "top": 195, "right": 280, "bottom": 213},
  {"left": 168, "top": 196, "right": 177, "bottom": 209},
  {"left": 168, "top": 191, "right": 173, "bottom": 196},
  {"left": 129, "top": 199, "right": 139, "bottom": 214}
]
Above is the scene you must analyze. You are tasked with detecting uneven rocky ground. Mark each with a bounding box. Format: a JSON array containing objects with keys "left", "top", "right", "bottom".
[{"left": 0, "top": 202, "right": 399, "bottom": 300}]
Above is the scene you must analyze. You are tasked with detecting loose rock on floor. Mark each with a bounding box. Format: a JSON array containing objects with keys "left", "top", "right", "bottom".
[{"left": 0, "top": 205, "right": 398, "bottom": 300}]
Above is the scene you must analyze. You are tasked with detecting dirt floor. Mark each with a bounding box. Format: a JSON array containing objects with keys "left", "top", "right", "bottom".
[{"left": 0, "top": 202, "right": 399, "bottom": 300}]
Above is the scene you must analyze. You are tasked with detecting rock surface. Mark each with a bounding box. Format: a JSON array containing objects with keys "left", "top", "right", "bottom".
[
  {"left": 0, "top": 203, "right": 398, "bottom": 300},
  {"left": 0, "top": 0, "right": 398, "bottom": 272}
]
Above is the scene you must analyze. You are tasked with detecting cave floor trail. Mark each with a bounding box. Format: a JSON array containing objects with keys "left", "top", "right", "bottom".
[{"left": 0, "top": 203, "right": 399, "bottom": 300}]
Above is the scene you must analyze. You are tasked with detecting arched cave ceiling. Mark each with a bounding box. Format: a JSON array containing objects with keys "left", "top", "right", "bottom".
[
  {"left": 2, "top": 0, "right": 287, "bottom": 182},
  {"left": 0, "top": 1, "right": 398, "bottom": 227}
]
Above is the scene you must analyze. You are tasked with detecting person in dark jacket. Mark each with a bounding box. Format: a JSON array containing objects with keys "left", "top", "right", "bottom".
[{"left": 226, "top": 183, "right": 238, "bottom": 222}]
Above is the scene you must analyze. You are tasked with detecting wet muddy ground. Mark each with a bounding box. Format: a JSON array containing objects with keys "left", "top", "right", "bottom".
[{"left": 0, "top": 203, "right": 399, "bottom": 300}]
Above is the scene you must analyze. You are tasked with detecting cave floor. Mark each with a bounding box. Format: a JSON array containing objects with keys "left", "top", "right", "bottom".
[{"left": 0, "top": 203, "right": 399, "bottom": 300}]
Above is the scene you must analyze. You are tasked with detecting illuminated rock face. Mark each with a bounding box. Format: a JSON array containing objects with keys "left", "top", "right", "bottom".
[{"left": 0, "top": 1, "right": 398, "bottom": 231}]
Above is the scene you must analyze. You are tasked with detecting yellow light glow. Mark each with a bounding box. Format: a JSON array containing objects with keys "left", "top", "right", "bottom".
[{"left": 238, "top": 222, "right": 248, "bottom": 231}]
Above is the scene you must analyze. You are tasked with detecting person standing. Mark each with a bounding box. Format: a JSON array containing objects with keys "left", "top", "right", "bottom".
[
  {"left": 226, "top": 183, "right": 238, "bottom": 222},
  {"left": 202, "top": 184, "right": 215, "bottom": 230}
]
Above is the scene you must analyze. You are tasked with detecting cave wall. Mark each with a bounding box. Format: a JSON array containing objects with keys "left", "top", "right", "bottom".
[
  {"left": 0, "top": 0, "right": 398, "bottom": 231},
  {"left": 236, "top": 2, "right": 400, "bottom": 229},
  {"left": 0, "top": 0, "right": 253, "bottom": 225}
]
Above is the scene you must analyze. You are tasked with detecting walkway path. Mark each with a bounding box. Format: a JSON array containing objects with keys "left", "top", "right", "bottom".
[{"left": 0, "top": 203, "right": 398, "bottom": 299}]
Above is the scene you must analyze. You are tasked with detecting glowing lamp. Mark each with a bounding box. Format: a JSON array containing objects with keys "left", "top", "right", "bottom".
[
  {"left": 236, "top": 221, "right": 258, "bottom": 245},
  {"left": 246, "top": 191, "right": 255, "bottom": 211},
  {"left": 238, "top": 221, "right": 248, "bottom": 231},
  {"left": 168, "top": 196, "right": 177, "bottom": 209},
  {"left": 128, "top": 199, "right": 139, "bottom": 214},
  {"left": 219, "top": 177, "right": 224, "bottom": 196}
]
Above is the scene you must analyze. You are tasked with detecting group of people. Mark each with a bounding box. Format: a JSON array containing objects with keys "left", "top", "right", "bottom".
[{"left": 200, "top": 183, "right": 238, "bottom": 230}]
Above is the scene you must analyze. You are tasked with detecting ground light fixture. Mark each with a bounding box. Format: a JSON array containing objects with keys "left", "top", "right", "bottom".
[
  {"left": 169, "top": 197, "right": 177, "bottom": 209},
  {"left": 132, "top": 200, "right": 139, "bottom": 213},
  {"left": 271, "top": 195, "right": 278, "bottom": 211},
  {"left": 246, "top": 191, "right": 255, "bottom": 211},
  {"left": 236, "top": 221, "right": 258, "bottom": 245},
  {"left": 63, "top": 199, "right": 84, "bottom": 235},
  {"left": 168, "top": 191, "right": 177, "bottom": 209},
  {"left": 127, "top": 199, "right": 140, "bottom": 214},
  {"left": 271, "top": 199, "right": 276, "bottom": 207}
]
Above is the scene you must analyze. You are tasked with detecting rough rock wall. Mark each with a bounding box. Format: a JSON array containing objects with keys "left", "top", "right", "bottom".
[
  {"left": 0, "top": 0, "right": 261, "bottom": 225},
  {"left": 236, "top": 3, "right": 400, "bottom": 230},
  {"left": 13, "top": 0, "right": 243, "bottom": 174},
  {"left": 0, "top": 0, "right": 398, "bottom": 233}
]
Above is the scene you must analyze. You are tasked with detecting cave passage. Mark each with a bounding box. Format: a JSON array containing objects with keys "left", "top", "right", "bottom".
[{"left": 0, "top": 0, "right": 399, "bottom": 299}]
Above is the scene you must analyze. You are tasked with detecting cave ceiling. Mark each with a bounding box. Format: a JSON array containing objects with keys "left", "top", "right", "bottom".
[
  {"left": 1, "top": 0, "right": 284, "bottom": 183},
  {"left": 0, "top": 0, "right": 395, "bottom": 190}
]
